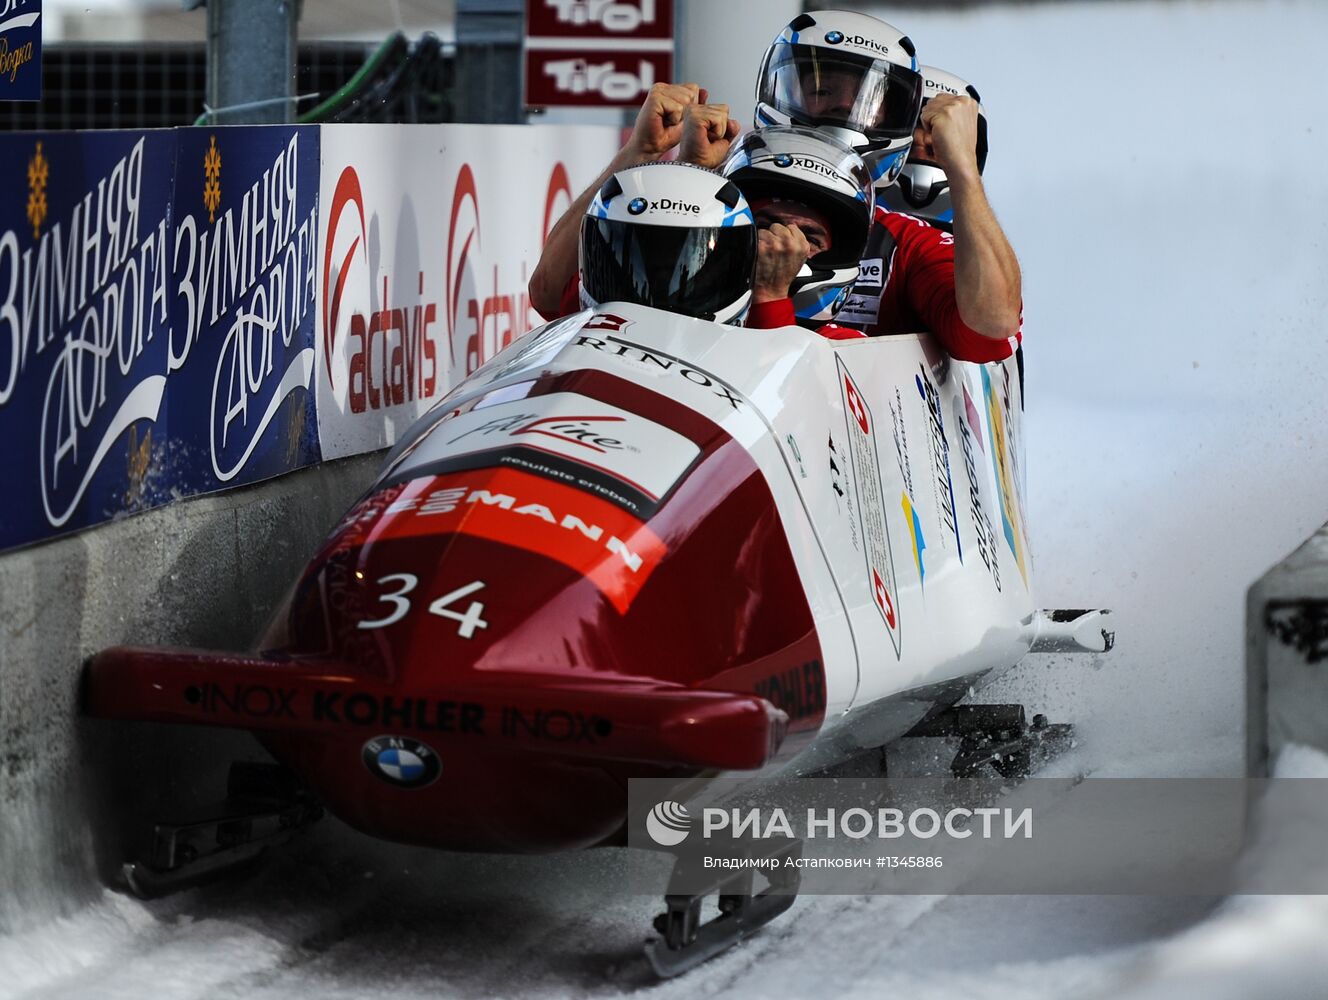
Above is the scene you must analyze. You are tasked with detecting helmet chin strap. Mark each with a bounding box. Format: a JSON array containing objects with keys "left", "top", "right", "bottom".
[{"left": 899, "top": 164, "right": 948, "bottom": 206}]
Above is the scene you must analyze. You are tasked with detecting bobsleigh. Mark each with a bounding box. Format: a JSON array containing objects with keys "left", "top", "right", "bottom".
[{"left": 84, "top": 303, "right": 1111, "bottom": 973}]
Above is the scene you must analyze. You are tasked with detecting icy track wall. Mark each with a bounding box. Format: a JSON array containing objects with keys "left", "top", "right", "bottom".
[{"left": 0, "top": 123, "right": 619, "bottom": 934}]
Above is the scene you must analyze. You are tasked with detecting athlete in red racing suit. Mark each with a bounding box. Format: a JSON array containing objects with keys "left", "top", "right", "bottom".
[{"left": 746, "top": 205, "right": 1022, "bottom": 362}]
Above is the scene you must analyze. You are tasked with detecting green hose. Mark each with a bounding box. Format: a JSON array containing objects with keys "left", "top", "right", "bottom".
[{"left": 189, "top": 31, "right": 407, "bottom": 127}]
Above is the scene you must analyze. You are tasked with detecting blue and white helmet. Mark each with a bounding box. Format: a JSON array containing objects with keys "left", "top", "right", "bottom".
[
  {"left": 580, "top": 162, "right": 757, "bottom": 325},
  {"left": 722, "top": 126, "right": 874, "bottom": 326},
  {"left": 754, "top": 10, "right": 923, "bottom": 191},
  {"left": 879, "top": 66, "right": 989, "bottom": 231}
]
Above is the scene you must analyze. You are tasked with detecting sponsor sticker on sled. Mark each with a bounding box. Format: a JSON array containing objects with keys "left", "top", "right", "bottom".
[
  {"left": 378, "top": 468, "right": 666, "bottom": 613},
  {"left": 362, "top": 735, "right": 442, "bottom": 789},
  {"left": 856, "top": 257, "right": 885, "bottom": 288},
  {"left": 836, "top": 292, "right": 882, "bottom": 326},
  {"left": 981, "top": 367, "right": 1027, "bottom": 586},
  {"left": 837, "top": 358, "right": 902, "bottom": 656},
  {"left": 392, "top": 391, "right": 699, "bottom": 516}
]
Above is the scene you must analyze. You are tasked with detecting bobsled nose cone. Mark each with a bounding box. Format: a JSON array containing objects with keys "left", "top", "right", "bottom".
[
  {"left": 255, "top": 670, "right": 788, "bottom": 853},
  {"left": 271, "top": 732, "right": 632, "bottom": 853}
]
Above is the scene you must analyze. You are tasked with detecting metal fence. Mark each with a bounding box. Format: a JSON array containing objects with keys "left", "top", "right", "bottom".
[{"left": 0, "top": 41, "right": 443, "bottom": 131}]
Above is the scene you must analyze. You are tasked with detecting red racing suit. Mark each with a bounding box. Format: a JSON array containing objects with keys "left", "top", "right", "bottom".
[{"left": 750, "top": 208, "right": 1023, "bottom": 363}]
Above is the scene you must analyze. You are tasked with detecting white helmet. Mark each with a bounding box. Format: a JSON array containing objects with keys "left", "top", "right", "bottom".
[
  {"left": 580, "top": 162, "right": 757, "bottom": 325},
  {"left": 879, "top": 66, "right": 989, "bottom": 231},
  {"left": 722, "top": 125, "right": 874, "bottom": 326},
  {"left": 754, "top": 10, "right": 923, "bottom": 191}
]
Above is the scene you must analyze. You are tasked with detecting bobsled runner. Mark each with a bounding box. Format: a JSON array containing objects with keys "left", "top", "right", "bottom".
[{"left": 85, "top": 303, "right": 1112, "bottom": 973}]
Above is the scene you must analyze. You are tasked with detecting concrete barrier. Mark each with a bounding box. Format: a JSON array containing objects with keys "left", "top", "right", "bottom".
[
  {"left": 1246, "top": 524, "right": 1328, "bottom": 776},
  {"left": 0, "top": 451, "right": 382, "bottom": 934}
]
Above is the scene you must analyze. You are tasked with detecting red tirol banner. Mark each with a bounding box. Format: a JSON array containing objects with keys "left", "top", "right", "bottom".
[{"left": 524, "top": 0, "right": 674, "bottom": 109}]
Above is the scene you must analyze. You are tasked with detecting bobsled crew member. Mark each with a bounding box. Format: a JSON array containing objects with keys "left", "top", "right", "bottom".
[
  {"left": 577, "top": 161, "right": 758, "bottom": 323},
  {"left": 878, "top": 65, "right": 989, "bottom": 233},
  {"left": 529, "top": 9, "right": 1022, "bottom": 363},
  {"left": 528, "top": 81, "right": 737, "bottom": 320},
  {"left": 753, "top": 9, "right": 1022, "bottom": 362},
  {"left": 713, "top": 124, "right": 877, "bottom": 338}
]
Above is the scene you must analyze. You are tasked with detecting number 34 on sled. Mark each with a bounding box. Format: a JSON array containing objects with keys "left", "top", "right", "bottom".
[{"left": 85, "top": 303, "right": 1112, "bottom": 973}]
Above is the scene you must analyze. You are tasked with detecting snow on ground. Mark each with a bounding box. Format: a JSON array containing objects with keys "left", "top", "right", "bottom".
[{"left": 6, "top": 0, "right": 1328, "bottom": 996}]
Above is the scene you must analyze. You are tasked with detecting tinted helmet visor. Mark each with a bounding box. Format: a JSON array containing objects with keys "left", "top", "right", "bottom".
[
  {"left": 579, "top": 218, "right": 756, "bottom": 321},
  {"left": 760, "top": 45, "right": 923, "bottom": 145}
]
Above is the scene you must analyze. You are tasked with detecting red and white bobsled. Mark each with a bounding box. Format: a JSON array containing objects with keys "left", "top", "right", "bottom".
[{"left": 85, "top": 303, "right": 1108, "bottom": 899}]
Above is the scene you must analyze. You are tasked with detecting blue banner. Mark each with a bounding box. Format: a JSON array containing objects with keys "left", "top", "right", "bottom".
[
  {"left": 165, "top": 126, "right": 322, "bottom": 499},
  {"left": 0, "top": 125, "right": 323, "bottom": 554},
  {"left": 0, "top": 0, "right": 42, "bottom": 103},
  {"left": 0, "top": 131, "right": 176, "bottom": 552}
]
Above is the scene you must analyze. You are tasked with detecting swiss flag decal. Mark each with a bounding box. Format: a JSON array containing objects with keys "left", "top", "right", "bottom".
[
  {"left": 845, "top": 376, "right": 870, "bottom": 434},
  {"left": 872, "top": 569, "right": 896, "bottom": 628}
]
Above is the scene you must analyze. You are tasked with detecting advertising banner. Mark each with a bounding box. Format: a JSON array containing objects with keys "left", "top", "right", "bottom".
[
  {"left": 315, "top": 123, "right": 619, "bottom": 459},
  {"left": 0, "top": 130, "right": 176, "bottom": 552},
  {"left": 524, "top": 0, "right": 673, "bottom": 109},
  {"left": 0, "top": 121, "right": 616, "bottom": 554},
  {"left": 525, "top": 0, "right": 672, "bottom": 40},
  {"left": 0, "top": 0, "right": 42, "bottom": 103},
  {"left": 166, "top": 126, "right": 322, "bottom": 497}
]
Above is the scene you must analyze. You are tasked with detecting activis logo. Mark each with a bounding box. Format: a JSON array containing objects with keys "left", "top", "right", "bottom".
[
  {"left": 445, "top": 163, "right": 542, "bottom": 376},
  {"left": 544, "top": 162, "right": 572, "bottom": 245},
  {"left": 646, "top": 801, "right": 692, "bottom": 846},
  {"left": 322, "top": 166, "right": 439, "bottom": 413}
]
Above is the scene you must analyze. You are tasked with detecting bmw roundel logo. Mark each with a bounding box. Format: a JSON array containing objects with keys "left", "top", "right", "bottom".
[
  {"left": 774, "top": 153, "right": 794, "bottom": 168},
  {"left": 362, "top": 735, "right": 441, "bottom": 789},
  {"left": 824, "top": 30, "right": 845, "bottom": 44},
  {"left": 628, "top": 197, "right": 648, "bottom": 215}
]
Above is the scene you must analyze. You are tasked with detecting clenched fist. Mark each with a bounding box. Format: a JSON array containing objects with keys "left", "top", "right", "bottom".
[
  {"left": 914, "top": 93, "right": 981, "bottom": 183},
  {"left": 626, "top": 82, "right": 708, "bottom": 162},
  {"left": 678, "top": 103, "right": 741, "bottom": 169},
  {"left": 752, "top": 223, "right": 812, "bottom": 303}
]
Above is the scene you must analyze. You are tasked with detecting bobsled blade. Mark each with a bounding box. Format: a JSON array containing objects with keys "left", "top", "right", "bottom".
[{"left": 645, "top": 839, "right": 803, "bottom": 978}]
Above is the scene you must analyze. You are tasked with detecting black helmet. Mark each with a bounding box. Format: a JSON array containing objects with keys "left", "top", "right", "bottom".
[
  {"left": 580, "top": 162, "right": 758, "bottom": 324},
  {"left": 723, "top": 125, "right": 874, "bottom": 325}
]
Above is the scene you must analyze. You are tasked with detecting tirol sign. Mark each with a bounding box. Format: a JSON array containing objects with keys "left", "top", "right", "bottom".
[
  {"left": 524, "top": 0, "right": 673, "bottom": 109},
  {"left": 525, "top": 0, "right": 672, "bottom": 39}
]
